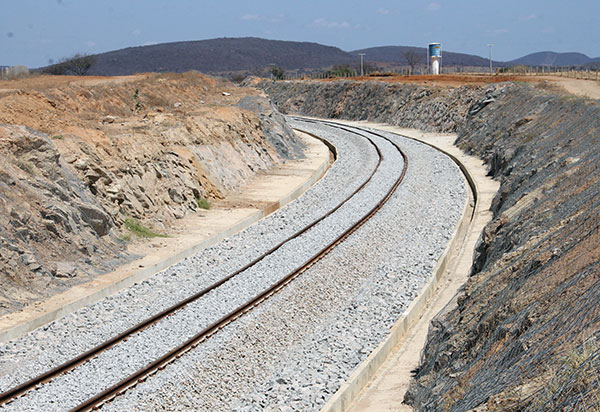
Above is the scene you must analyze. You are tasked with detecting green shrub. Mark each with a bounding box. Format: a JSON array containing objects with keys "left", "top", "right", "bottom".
[
  {"left": 196, "top": 197, "right": 211, "bottom": 210},
  {"left": 123, "top": 217, "right": 168, "bottom": 238}
]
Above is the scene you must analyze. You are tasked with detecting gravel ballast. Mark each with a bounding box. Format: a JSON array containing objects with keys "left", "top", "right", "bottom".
[
  {"left": 0, "top": 120, "right": 376, "bottom": 409},
  {"left": 0, "top": 120, "right": 466, "bottom": 412}
]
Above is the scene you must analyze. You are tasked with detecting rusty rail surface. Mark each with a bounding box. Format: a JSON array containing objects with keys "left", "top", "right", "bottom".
[
  {"left": 66, "top": 119, "right": 408, "bottom": 412},
  {"left": 0, "top": 121, "right": 386, "bottom": 408}
]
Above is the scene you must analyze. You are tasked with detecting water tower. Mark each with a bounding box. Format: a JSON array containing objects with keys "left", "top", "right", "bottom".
[{"left": 428, "top": 43, "right": 442, "bottom": 75}]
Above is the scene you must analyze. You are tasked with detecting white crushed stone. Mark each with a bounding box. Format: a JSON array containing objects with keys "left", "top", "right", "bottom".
[{"left": 0, "top": 120, "right": 466, "bottom": 412}]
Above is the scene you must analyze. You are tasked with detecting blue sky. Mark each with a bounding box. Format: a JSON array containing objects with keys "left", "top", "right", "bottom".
[{"left": 1, "top": 0, "right": 598, "bottom": 68}]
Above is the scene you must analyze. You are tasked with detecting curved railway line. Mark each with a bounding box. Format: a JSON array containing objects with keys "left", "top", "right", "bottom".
[{"left": 0, "top": 119, "right": 412, "bottom": 412}]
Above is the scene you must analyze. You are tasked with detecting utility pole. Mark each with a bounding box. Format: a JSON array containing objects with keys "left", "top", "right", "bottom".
[
  {"left": 358, "top": 53, "right": 366, "bottom": 76},
  {"left": 488, "top": 44, "right": 494, "bottom": 74},
  {"left": 269, "top": 63, "right": 275, "bottom": 80}
]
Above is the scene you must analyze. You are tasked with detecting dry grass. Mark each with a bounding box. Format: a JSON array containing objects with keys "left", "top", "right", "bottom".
[
  {"left": 123, "top": 217, "right": 168, "bottom": 239},
  {"left": 530, "top": 337, "right": 600, "bottom": 411}
]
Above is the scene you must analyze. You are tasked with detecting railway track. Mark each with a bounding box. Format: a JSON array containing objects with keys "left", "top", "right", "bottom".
[{"left": 0, "top": 120, "right": 409, "bottom": 411}]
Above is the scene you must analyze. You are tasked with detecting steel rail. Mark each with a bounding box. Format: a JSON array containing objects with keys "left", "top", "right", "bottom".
[
  {"left": 296, "top": 117, "right": 479, "bottom": 221},
  {"left": 0, "top": 123, "right": 380, "bottom": 407},
  {"left": 67, "top": 119, "right": 409, "bottom": 412}
]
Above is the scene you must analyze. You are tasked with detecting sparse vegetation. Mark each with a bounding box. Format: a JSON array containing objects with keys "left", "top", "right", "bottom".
[
  {"left": 119, "top": 233, "right": 132, "bottom": 242},
  {"left": 325, "top": 65, "right": 356, "bottom": 78},
  {"left": 42, "top": 53, "right": 96, "bottom": 76},
  {"left": 531, "top": 338, "right": 600, "bottom": 411},
  {"left": 133, "top": 88, "right": 143, "bottom": 112},
  {"left": 403, "top": 50, "right": 421, "bottom": 74},
  {"left": 123, "top": 217, "right": 168, "bottom": 238},
  {"left": 196, "top": 197, "right": 211, "bottom": 210},
  {"left": 269, "top": 66, "right": 285, "bottom": 80}
]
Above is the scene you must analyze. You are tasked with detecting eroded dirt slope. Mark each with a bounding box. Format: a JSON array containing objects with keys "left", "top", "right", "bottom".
[{"left": 0, "top": 73, "right": 302, "bottom": 314}]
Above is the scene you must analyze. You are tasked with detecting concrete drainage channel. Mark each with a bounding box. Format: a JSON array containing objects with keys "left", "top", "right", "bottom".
[
  {"left": 313, "top": 119, "right": 497, "bottom": 412},
  {"left": 0, "top": 119, "right": 473, "bottom": 411}
]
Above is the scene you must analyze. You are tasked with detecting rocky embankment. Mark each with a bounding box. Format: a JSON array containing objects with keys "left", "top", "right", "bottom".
[
  {"left": 261, "top": 79, "right": 483, "bottom": 133},
  {"left": 0, "top": 73, "right": 302, "bottom": 315},
  {"left": 261, "top": 79, "right": 600, "bottom": 411}
]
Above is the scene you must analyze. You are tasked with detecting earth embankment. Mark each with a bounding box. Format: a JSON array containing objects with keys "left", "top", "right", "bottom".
[
  {"left": 0, "top": 73, "right": 302, "bottom": 315},
  {"left": 261, "top": 79, "right": 600, "bottom": 411},
  {"left": 261, "top": 78, "right": 485, "bottom": 133}
]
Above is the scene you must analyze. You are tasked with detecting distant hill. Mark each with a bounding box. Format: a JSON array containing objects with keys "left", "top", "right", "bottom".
[
  {"left": 45, "top": 38, "right": 501, "bottom": 77},
  {"left": 507, "top": 51, "right": 599, "bottom": 66},
  {"left": 36, "top": 37, "right": 600, "bottom": 76},
  {"left": 86, "top": 37, "right": 356, "bottom": 76},
  {"left": 351, "top": 46, "right": 503, "bottom": 67}
]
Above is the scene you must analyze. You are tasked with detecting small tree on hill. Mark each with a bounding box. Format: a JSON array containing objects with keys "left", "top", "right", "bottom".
[
  {"left": 42, "top": 53, "right": 96, "bottom": 76},
  {"left": 403, "top": 50, "right": 420, "bottom": 74},
  {"left": 66, "top": 53, "right": 96, "bottom": 75},
  {"left": 269, "top": 66, "right": 285, "bottom": 80}
]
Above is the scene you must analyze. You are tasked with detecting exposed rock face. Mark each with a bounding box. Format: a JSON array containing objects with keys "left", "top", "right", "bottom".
[
  {"left": 237, "top": 95, "right": 305, "bottom": 160},
  {"left": 0, "top": 125, "right": 120, "bottom": 312},
  {"left": 0, "top": 72, "right": 303, "bottom": 315},
  {"left": 407, "top": 85, "right": 600, "bottom": 412},
  {"left": 263, "top": 80, "right": 600, "bottom": 411},
  {"left": 260, "top": 79, "right": 484, "bottom": 133}
]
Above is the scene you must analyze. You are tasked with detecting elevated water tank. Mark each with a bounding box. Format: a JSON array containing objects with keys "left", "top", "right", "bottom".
[{"left": 428, "top": 43, "right": 442, "bottom": 75}]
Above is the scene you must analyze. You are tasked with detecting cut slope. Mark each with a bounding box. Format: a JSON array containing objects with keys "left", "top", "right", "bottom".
[
  {"left": 0, "top": 72, "right": 303, "bottom": 315},
  {"left": 261, "top": 79, "right": 600, "bottom": 411}
]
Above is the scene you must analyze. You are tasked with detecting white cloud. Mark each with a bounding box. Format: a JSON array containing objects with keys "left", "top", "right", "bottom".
[
  {"left": 312, "top": 18, "right": 350, "bottom": 29},
  {"left": 86, "top": 41, "right": 96, "bottom": 48},
  {"left": 376, "top": 8, "right": 390, "bottom": 15},
  {"left": 143, "top": 41, "right": 158, "bottom": 46},
  {"left": 519, "top": 14, "right": 537, "bottom": 21},
  {"left": 132, "top": 29, "right": 142, "bottom": 36},
  {"left": 426, "top": 2, "right": 441, "bottom": 11},
  {"left": 242, "top": 14, "right": 261, "bottom": 20}
]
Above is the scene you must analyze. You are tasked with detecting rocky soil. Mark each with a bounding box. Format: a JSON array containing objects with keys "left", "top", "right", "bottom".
[
  {"left": 261, "top": 79, "right": 600, "bottom": 411},
  {"left": 261, "top": 79, "right": 485, "bottom": 133},
  {"left": 0, "top": 73, "right": 302, "bottom": 315}
]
